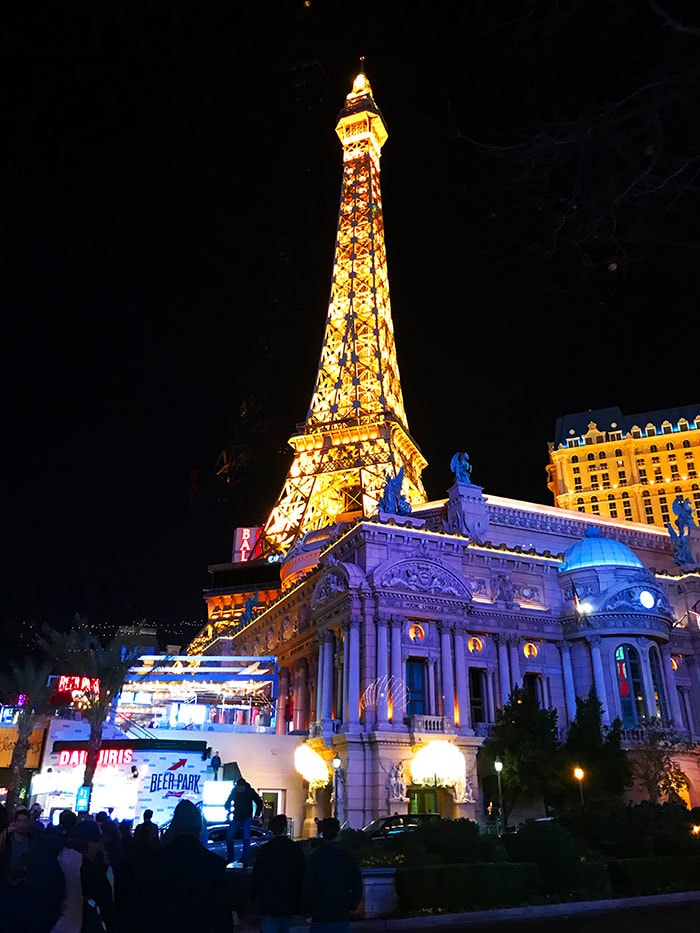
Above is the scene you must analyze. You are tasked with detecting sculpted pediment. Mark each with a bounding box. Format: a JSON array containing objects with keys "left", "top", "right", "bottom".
[{"left": 372, "top": 558, "right": 472, "bottom": 599}]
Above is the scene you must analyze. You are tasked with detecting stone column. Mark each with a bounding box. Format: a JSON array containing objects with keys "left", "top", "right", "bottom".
[
  {"left": 316, "top": 633, "right": 326, "bottom": 726},
  {"left": 321, "top": 631, "right": 334, "bottom": 723},
  {"left": 428, "top": 658, "right": 438, "bottom": 715},
  {"left": 439, "top": 621, "right": 455, "bottom": 723},
  {"left": 390, "top": 617, "right": 405, "bottom": 726},
  {"left": 559, "top": 642, "right": 577, "bottom": 724},
  {"left": 453, "top": 627, "right": 471, "bottom": 732},
  {"left": 660, "top": 643, "right": 684, "bottom": 727},
  {"left": 341, "top": 623, "right": 350, "bottom": 726},
  {"left": 346, "top": 616, "right": 361, "bottom": 731},
  {"left": 276, "top": 666, "right": 290, "bottom": 735},
  {"left": 587, "top": 636, "right": 610, "bottom": 724},
  {"left": 376, "top": 616, "right": 390, "bottom": 729},
  {"left": 292, "top": 658, "right": 309, "bottom": 732},
  {"left": 486, "top": 668, "right": 496, "bottom": 723},
  {"left": 508, "top": 637, "right": 521, "bottom": 691},
  {"left": 496, "top": 635, "right": 510, "bottom": 706}
]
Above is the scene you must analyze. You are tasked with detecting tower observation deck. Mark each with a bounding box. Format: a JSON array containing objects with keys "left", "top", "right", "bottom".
[{"left": 254, "top": 69, "right": 428, "bottom": 558}]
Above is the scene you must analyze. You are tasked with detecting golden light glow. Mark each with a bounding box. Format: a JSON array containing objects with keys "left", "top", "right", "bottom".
[
  {"left": 573, "top": 766, "right": 584, "bottom": 782},
  {"left": 294, "top": 744, "right": 331, "bottom": 789},
  {"left": 254, "top": 71, "right": 427, "bottom": 561},
  {"left": 410, "top": 741, "right": 466, "bottom": 787},
  {"left": 467, "top": 636, "right": 483, "bottom": 653},
  {"left": 409, "top": 624, "right": 425, "bottom": 642},
  {"left": 523, "top": 642, "right": 538, "bottom": 659},
  {"left": 691, "top": 824, "right": 700, "bottom": 835}
]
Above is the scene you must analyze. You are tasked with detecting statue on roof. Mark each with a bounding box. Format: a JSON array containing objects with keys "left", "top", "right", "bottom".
[
  {"left": 673, "top": 495, "right": 696, "bottom": 537},
  {"left": 378, "top": 466, "right": 412, "bottom": 515},
  {"left": 238, "top": 592, "right": 259, "bottom": 627},
  {"left": 450, "top": 452, "right": 473, "bottom": 485}
]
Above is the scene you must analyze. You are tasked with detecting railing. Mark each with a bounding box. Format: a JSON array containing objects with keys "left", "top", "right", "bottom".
[{"left": 405, "top": 715, "right": 454, "bottom": 734}]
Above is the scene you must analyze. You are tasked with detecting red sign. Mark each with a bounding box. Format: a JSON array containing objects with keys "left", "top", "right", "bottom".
[
  {"left": 232, "top": 526, "right": 260, "bottom": 563},
  {"left": 57, "top": 675, "right": 101, "bottom": 695},
  {"left": 58, "top": 748, "right": 133, "bottom": 767}
]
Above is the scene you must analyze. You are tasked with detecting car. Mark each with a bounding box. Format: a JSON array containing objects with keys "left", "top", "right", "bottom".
[
  {"left": 361, "top": 812, "right": 442, "bottom": 839},
  {"left": 204, "top": 821, "right": 273, "bottom": 863}
]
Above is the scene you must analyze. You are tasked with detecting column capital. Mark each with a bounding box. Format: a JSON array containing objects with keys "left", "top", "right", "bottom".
[
  {"left": 375, "top": 614, "right": 390, "bottom": 628},
  {"left": 586, "top": 635, "right": 602, "bottom": 648},
  {"left": 557, "top": 642, "right": 572, "bottom": 656},
  {"left": 348, "top": 615, "right": 362, "bottom": 630},
  {"left": 437, "top": 619, "right": 454, "bottom": 635}
]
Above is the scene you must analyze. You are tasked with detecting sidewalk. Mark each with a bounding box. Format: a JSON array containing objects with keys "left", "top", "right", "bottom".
[{"left": 232, "top": 890, "right": 700, "bottom": 932}]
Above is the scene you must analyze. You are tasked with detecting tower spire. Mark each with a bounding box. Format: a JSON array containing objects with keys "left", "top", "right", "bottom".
[{"left": 256, "top": 69, "right": 428, "bottom": 559}]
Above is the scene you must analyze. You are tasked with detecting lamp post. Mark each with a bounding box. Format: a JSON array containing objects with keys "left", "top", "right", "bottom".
[
  {"left": 573, "top": 766, "right": 585, "bottom": 806},
  {"left": 332, "top": 753, "right": 341, "bottom": 819},
  {"left": 494, "top": 758, "right": 504, "bottom": 836}
]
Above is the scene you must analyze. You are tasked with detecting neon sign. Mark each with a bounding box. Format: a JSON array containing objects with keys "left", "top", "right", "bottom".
[
  {"left": 58, "top": 748, "right": 133, "bottom": 767},
  {"left": 57, "top": 675, "right": 100, "bottom": 695},
  {"left": 232, "top": 526, "right": 260, "bottom": 563}
]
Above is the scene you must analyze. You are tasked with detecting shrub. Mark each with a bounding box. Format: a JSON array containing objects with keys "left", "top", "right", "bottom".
[
  {"left": 505, "top": 819, "right": 584, "bottom": 899},
  {"left": 608, "top": 855, "right": 700, "bottom": 896},
  {"left": 413, "top": 817, "right": 481, "bottom": 864},
  {"left": 395, "top": 862, "right": 543, "bottom": 913}
]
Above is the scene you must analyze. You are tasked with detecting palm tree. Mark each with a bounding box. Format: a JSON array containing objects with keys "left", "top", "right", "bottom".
[
  {"left": 38, "top": 616, "right": 141, "bottom": 787},
  {"left": 0, "top": 656, "right": 53, "bottom": 814}
]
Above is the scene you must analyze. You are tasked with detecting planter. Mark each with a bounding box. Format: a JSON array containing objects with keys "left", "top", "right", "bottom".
[{"left": 359, "top": 867, "right": 398, "bottom": 919}]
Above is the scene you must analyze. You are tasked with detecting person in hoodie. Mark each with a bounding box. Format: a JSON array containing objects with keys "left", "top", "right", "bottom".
[
  {"left": 125, "top": 799, "right": 233, "bottom": 933},
  {"left": 250, "top": 814, "right": 305, "bottom": 932}
]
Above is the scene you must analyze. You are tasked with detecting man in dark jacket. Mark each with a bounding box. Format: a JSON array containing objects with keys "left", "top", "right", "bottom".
[
  {"left": 250, "top": 813, "right": 304, "bottom": 932},
  {"left": 127, "top": 798, "right": 233, "bottom": 933},
  {"left": 302, "top": 817, "right": 362, "bottom": 933},
  {"left": 225, "top": 777, "right": 263, "bottom": 866}
]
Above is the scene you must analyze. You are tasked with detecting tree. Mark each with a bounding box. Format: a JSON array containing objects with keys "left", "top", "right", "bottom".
[
  {"left": 630, "top": 717, "right": 694, "bottom": 803},
  {"left": 37, "top": 616, "right": 140, "bottom": 788},
  {"left": 0, "top": 656, "right": 53, "bottom": 814},
  {"left": 564, "top": 688, "right": 632, "bottom": 803},
  {"left": 481, "top": 686, "right": 563, "bottom": 815}
]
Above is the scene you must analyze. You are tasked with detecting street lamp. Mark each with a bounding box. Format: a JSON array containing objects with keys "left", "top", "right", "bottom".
[
  {"left": 573, "top": 766, "right": 585, "bottom": 806},
  {"left": 494, "top": 758, "right": 504, "bottom": 836},
  {"left": 332, "top": 753, "right": 341, "bottom": 819}
]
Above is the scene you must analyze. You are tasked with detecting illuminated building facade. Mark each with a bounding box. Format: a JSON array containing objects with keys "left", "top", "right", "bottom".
[
  {"left": 190, "top": 72, "right": 700, "bottom": 830},
  {"left": 547, "top": 406, "right": 700, "bottom": 527}
]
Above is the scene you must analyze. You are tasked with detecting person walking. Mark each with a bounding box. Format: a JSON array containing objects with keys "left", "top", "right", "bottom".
[
  {"left": 225, "top": 777, "right": 263, "bottom": 867},
  {"left": 250, "top": 813, "right": 305, "bottom": 932},
  {"left": 210, "top": 751, "right": 222, "bottom": 780},
  {"left": 302, "top": 818, "right": 362, "bottom": 933}
]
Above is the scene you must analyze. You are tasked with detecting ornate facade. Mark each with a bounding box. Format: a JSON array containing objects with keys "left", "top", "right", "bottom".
[{"left": 192, "top": 71, "right": 700, "bottom": 830}]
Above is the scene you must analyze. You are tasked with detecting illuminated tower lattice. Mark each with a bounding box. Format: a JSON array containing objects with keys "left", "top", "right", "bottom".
[{"left": 257, "top": 70, "right": 427, "bottom": 557}]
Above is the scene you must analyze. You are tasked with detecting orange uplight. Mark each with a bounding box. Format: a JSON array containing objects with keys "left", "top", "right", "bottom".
[{"left": 692, "top": 825, "right": 700, "bottom": 835}]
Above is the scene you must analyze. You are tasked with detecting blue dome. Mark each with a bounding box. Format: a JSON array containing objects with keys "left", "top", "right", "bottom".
[{"left": 559, "top": 526, "right": 644, "bottom": 573}]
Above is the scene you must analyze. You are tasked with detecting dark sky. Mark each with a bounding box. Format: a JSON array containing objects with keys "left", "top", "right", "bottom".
[{"left": 4, "top": 1, "right": 700, "bottom": 650}]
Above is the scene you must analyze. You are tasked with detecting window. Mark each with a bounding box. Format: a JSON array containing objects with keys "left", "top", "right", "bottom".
[
  {"left": 615, "top": 449, "right": 623, "bottom": 457},
  {"left": 571, "top": 455, "right": 579, "bottom": 463},
  {"left": 669, "top": 453, "right": 677, "bottom": 461},
  {"left": 662, "top": 423, "right": 673, "bottom": 435},
  {"left": 573, "top": 466, "right": 580, "bottom": 474},
  {"left": 587, "top": 452, "right": 595, "bottom": 461},
  {"left": 469, "top": 668, "right": 486, "bottom": 724},
  {"left": 679, "top": 420, "right": 689, "bottom": 432},
  {"left": 609, "top": 431, "right": 623, "bottom": 441},
  {"left": 651, "top": 456, "right": 660, "bottom": 464},
  {"left": 615, "top": 644, "right": 646, "bottom": 728},
  {"left": 523, "top": 673, "right": 544, "bottom": 707},
  {"left": 599, "top": 451, "right": 607, "bottom": 460},
  {"left": 639, "top": 469, "right": 648, "bottom": 485},
  {"left": 408, "top": 624, "right": 425, "bottom": 642},
  {"left": 618, "top": 470, "right": 626, "bottom": 483},
  {"left": 683, "top": 440, "right": 692, "bottom": 449},
  {"left": 631, "top": 428, "right": 642, "bottom": 439},
  {"left": 468, "top": 636, "right": 483, "bottom": 654},
  {"left": 523, "top": 642, "right": 538, "bottom": 659},
  {"left": 406, "top": 660, "right": 427, "bottom": 716},
  {"left": 574, "top": 477, "right": 582, "bottom": 490},
  {"left": 647, "top": 426, "right": 657, "bottom": 437},
  {"left": 602, "top": 473, "right": 610, "bottom": 488},
  {"left": 576, "top": 498, "right": 585, "bottom": 512},
  {"left": 649, "top": 647, "right": 668, "bottom": 719},
  {"left": 666, "top": 442, "right": 675, "bottom": 451}
]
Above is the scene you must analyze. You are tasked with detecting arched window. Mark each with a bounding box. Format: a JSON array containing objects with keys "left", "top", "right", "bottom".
[
  {"left": 599, "top": 451, "right": 607, "bottom": 460},
  {"left": 571, "top": 455, "right": 579, "bottom": 463},
  {"left": 649, "top": 647, "right": 668, "bottom": 720},
  {"left": 666, "top": 442, "right": 675, "bottom": 451},
  {"left": 650, "top": 444, "right": 658, "bottom": 453},
  {"left": 615, "top": 644, "right": 646, "bottom": 728},
  {"left": 615, "top": 448, "right": 623, "bottom": 457},
  {"left": 683, "top": 439, "right": 691, "bottom": 448},
  {"left": 587, "top": 453, "right": 595, "bottom": 461}
]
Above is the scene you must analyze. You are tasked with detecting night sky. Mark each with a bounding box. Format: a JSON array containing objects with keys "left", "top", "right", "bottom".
[{"left": 4, "top": 2, "right": 700, "bottom": 654}]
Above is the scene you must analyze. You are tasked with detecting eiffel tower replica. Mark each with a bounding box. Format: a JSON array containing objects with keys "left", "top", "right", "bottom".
[{"left": 254, "top": 67, "right": 428, "bottom": 559}]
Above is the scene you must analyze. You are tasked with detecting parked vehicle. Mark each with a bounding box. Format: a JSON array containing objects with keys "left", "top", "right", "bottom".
[
  {"left": 205, "top": 822, "right": 273, "bottom": 862},
  {"left": 361, "top": 813, "right": 441, "bottom": 839}
]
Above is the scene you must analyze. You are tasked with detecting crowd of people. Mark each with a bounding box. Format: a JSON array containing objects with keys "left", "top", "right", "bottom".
[{"left": 0, "top": 792, "right": 363, "bottom": 933}]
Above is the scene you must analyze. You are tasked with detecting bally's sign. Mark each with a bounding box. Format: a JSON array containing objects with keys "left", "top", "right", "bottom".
[{"left": 149, "top": 758, "right": 201, "bottom": 797}]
